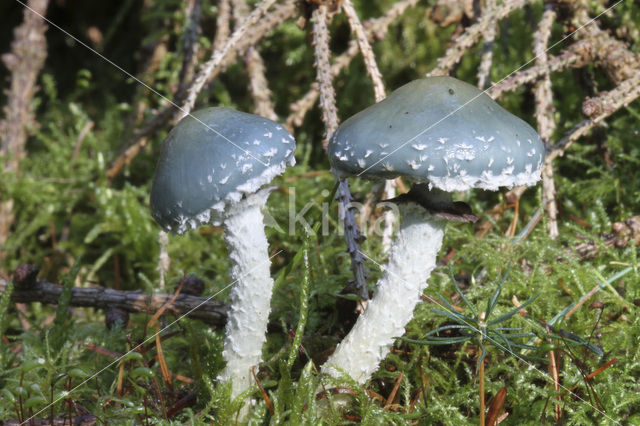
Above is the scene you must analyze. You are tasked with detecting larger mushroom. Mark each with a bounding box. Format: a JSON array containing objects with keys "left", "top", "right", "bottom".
[
  {"left": 150, "top": 107, "right": 295, "bottom": 396},
  {"left": 322, "top": 76, "right": 544, "bottom": 383}
]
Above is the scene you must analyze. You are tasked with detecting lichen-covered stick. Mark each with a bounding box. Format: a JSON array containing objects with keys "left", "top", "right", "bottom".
[{"left": 323, "top": 77, "right": 544, "bottom": 383}]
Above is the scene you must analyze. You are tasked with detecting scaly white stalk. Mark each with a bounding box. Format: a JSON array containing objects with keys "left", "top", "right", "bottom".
[
  {"left": 218, "top": 188, "right": 274, "bottom": 397},
  {"left": 322, "top": 202, "right": 445, "bottom": 383}
]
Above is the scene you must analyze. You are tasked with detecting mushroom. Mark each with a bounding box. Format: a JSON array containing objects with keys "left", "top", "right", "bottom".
[
  {"left": 322, "top": 76, "right": 544, "bottom": 383},
  {"left": 150, "top": 107, "right": 295, "bottom": 396}
]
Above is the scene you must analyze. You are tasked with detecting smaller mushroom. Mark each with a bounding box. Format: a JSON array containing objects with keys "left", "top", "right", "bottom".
[
  {"left": 150, "top": 107, "right": 296, "bottom": 397},
  {"left": 323, "top": 77, "right": 544, "bottom": 383}
]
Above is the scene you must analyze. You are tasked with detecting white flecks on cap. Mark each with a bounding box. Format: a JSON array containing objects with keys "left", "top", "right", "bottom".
[
  {"left": 429, "top": 165, "right": 542, "bottom": 192},
  {"left": 453, "top": 144, "right": 476, "bottom": 161},
  {"left": 263, "top": 148, "right": 278, "bottom": 158},
  {"left": 408, "top": 160, "right": 421, "bottom": 170}
]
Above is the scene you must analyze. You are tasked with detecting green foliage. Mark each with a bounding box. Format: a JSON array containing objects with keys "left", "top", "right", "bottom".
[
  {"left": 1, "top": 0, "right": 640, "bottom": 423},
  {"left": 49, "top": 258, "right": 81, "bottom": 351}
]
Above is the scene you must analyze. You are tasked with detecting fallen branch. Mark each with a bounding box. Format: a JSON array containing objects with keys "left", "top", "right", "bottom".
[
  {"left": 2, "top": 265, "right": 227, "bottom": 326},
  {"left": 4, "top": 416, "right": 96, "bottom": 426}
]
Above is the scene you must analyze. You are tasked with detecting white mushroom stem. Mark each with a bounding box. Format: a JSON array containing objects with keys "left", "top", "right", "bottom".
[
  {"left": 322, "top": 202, "right": 445, "bottom": 383},
  {"left": 218, "top": 188, "right": 274, "bottom": 397}
]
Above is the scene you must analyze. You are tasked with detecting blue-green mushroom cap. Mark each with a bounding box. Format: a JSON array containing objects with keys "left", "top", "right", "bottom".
[
  {"left": 328, "top": 77, "right": 544, "bottom": 191},
  {"left": 150, "top": 107, "right": 296, "bottom": 233}
]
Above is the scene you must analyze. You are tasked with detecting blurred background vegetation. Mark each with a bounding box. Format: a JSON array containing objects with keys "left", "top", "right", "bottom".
[{"left": 0, "top": 0, "right": 639, "bottom": 423}]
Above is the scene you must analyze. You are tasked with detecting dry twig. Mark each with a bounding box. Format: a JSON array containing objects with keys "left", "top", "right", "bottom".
[
  {"left": 178, "top": 0, "right": 203, "bottom": 91},
  {"left": 546, "top": 70, "right": 640, "bottom": 163},
  {"left": 533, "top": 7, "right": 559, "bottom": 239},
  {"left": 246, "top": 47, "right": 279, "bottom": 121},
  {"left": 0, "top": 0, "right": 49, "bottom": 256},
  {"left": 570, "top": 5, "right": 640, "bottom": 85},
  {"left": 476, "top": 0, "right": 498, "bottom": 89},
  {"left": 341, "top": 0, "right": 386, "bottom": 103},
  {"left": 106, "top": 0, "right": 297, "bottom": 181},
  {"left": 213, "top": 0, "right": 232, "bottom": 52},
  {"left": 428, "top": 0, "right": 534, "bottom": 77},
  {"left": 181, "top": 0, "right": 277, "bottom": 119},
  {"left": 311, "top": 4, "right": 339, "bottom": 146},
  {"left": 488, "top": 38, "right": 596, "bottom": 99},
  {"left": 285, "top": 0, "right": 419, "bottom": 130},
  {"left": 233, "top": 0, "right": 278, "bottom": 120}
]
